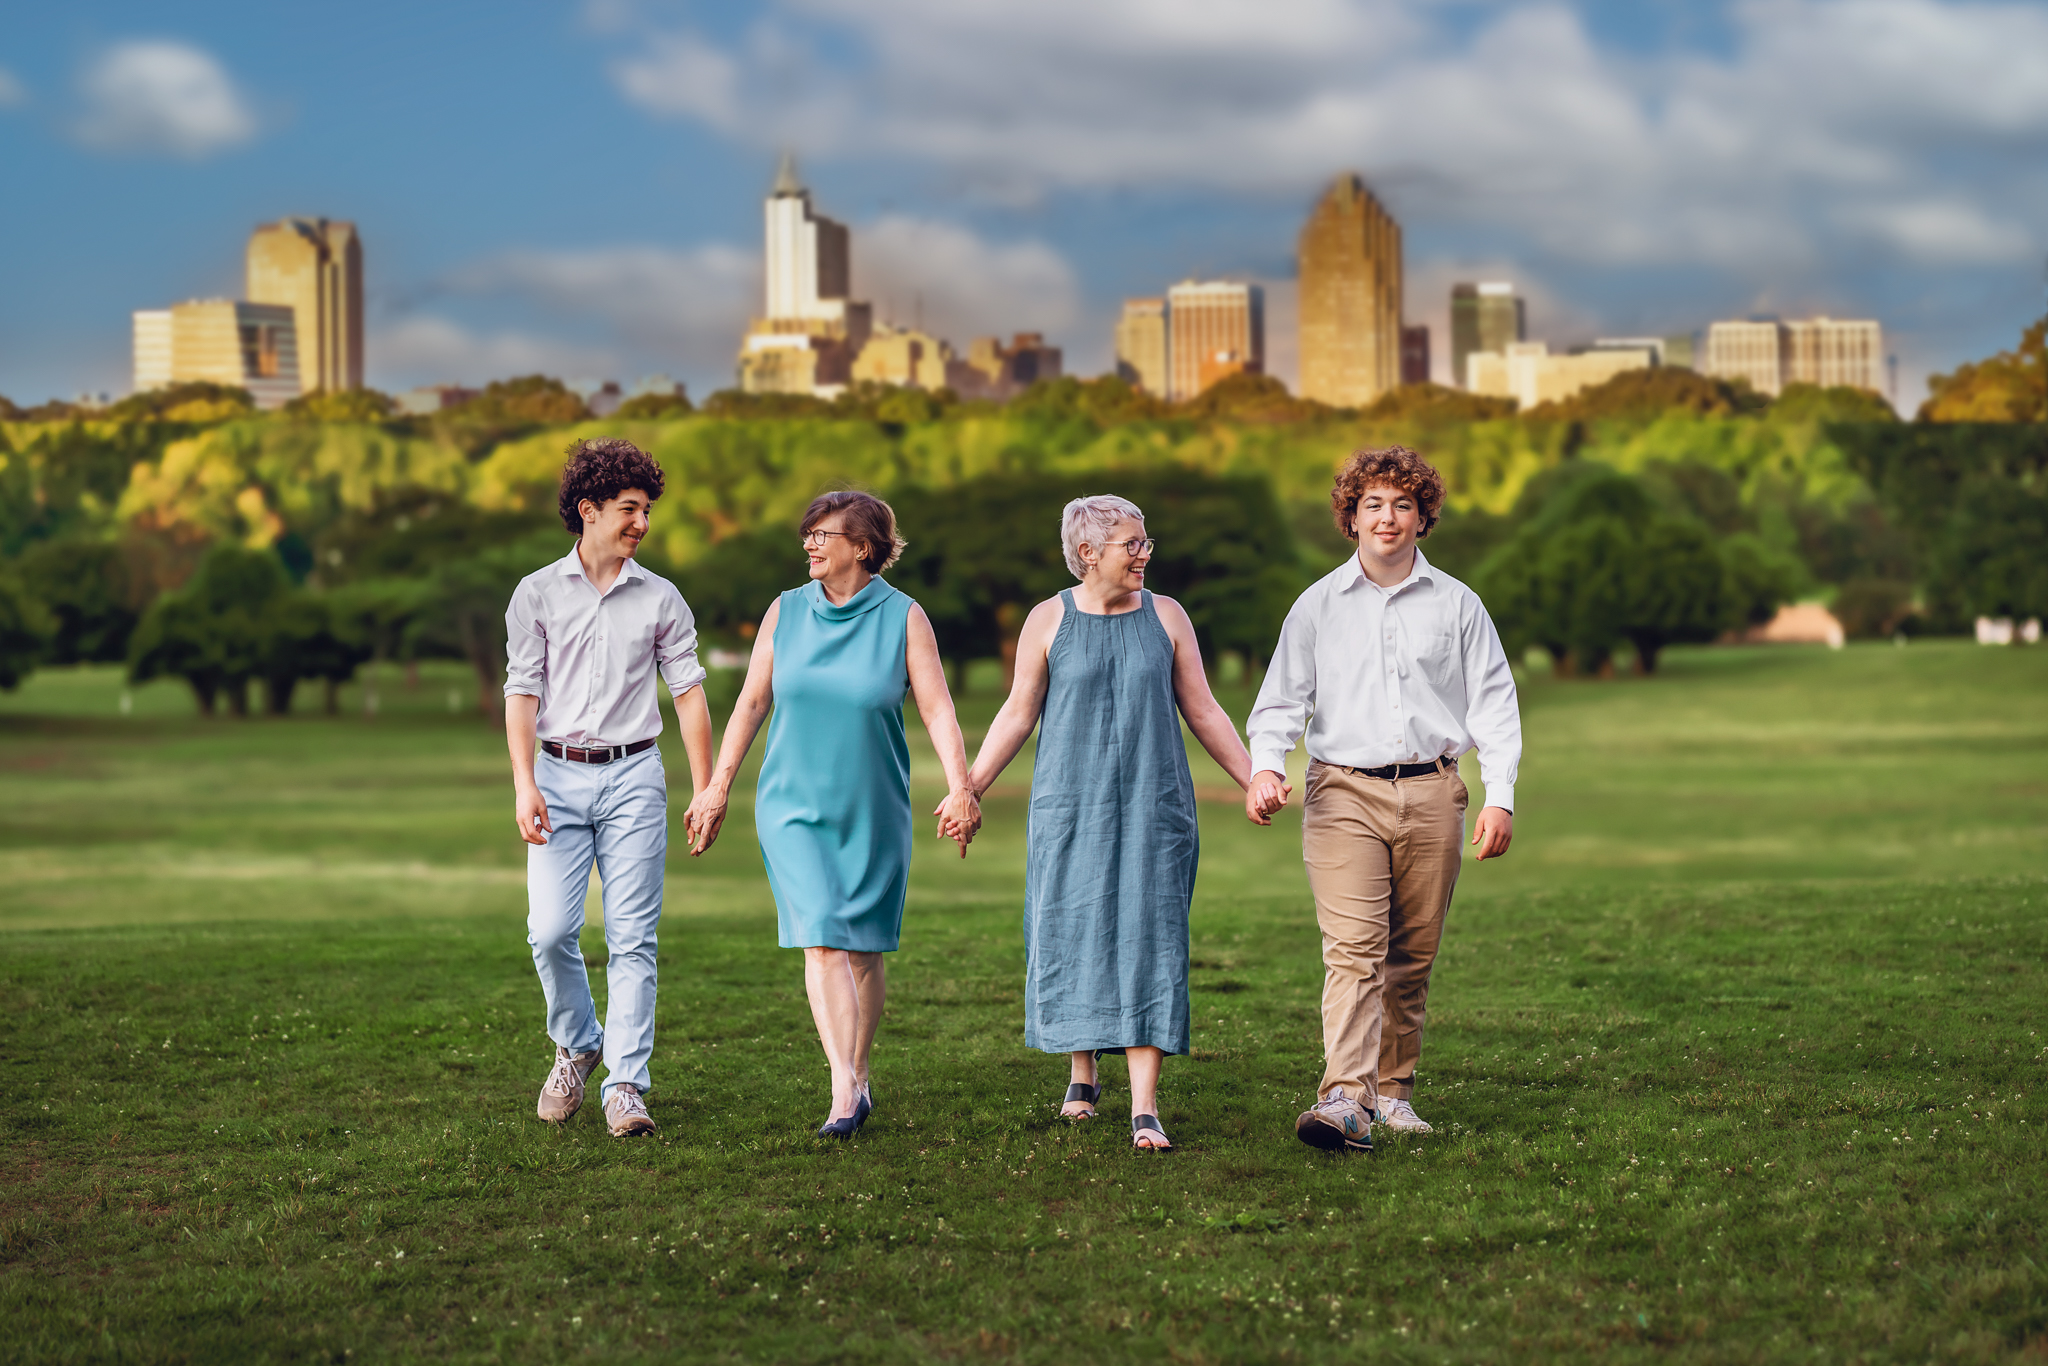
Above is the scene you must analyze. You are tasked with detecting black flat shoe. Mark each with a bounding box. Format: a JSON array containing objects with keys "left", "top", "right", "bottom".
[
  {"left": 1131, "top": 1113, "right": 1173, "bottom": 1152},
  {"left": 1061, "top": 1082, "right": 1100, "bottom": 1119}
]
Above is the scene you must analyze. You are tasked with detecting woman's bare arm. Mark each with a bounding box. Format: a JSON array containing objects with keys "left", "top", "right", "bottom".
[
  {"left": 1154, "top": 595, "right": 1253, "bottom": 790},
  {"left": 682, "top": 598, "right": 780, "bottom": 855},
  {"left": 904, "top": 604, "right": 978, "bottom": 855},
  {"left": 962, "top": 596, "right": 1061, "bottom": 799}
]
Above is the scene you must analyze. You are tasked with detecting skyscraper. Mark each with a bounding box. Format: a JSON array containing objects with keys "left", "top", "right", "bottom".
[
  {"left": 1114, "top": 298, "right": 1169, "bottom": 396},
  {"left": 1400, "top": 325, "right": 1431, "bottom": 386},
  {"left": 740, "top": 154, "right": 872, "bottom": 395},
  {"left": 1703, "top": 318, "right": 1884, "bottom": 396},
  {"left": 246, "top": 218, "right": 362, "bottom": 392},
  {"left": 1166, "top": 281, "right": 1263, "bottom": 401},
  {"left": 1297, "top": 174, "right": 1402, "bottom": 406},
  {"left": 1450, "top": 282, "right": 1524, "bottom": 389}
]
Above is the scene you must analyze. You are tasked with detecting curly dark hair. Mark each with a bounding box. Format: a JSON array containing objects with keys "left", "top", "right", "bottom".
[
  {"left": 800, "top": 490, "right": 906, "bottom": 573},
  {"left": 557, "top": 437, "right": 666, "bottom": 534},
  {"left": 1330, "top": 445, "right": 1447, "bottom": 540}
]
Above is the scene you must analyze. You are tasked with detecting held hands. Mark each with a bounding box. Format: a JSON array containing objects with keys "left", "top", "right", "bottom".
[
  {"left": 1244, "top": 769, "right": 1293, "bottom": 826},
  {"left": 932, "top": 786, "right": 982, "bottom": 858},
  {"left": 1470, "top": 806, "right": 1513, "bottom": 860},
  {"left": 514, "top": 783, "right": 553, "bottom": 846},
  {"left": 683, "top": 784, "right": 730, "bottom": 857}
]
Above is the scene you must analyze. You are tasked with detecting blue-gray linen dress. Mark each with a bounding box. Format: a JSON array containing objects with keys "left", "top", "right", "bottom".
[{"left": 1023, "top": 589, "right": 1199, "bottom": 1055}]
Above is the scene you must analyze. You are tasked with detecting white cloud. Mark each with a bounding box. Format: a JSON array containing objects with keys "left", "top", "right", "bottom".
[
  {"left": 602, "top": 0, "right": 2048, "bottom": 276},
  {"left": 369, "top": 316, "right": 621, "bottom": 391},
  {"left": 854, "top": 217, "right": 1082, "bottom": 343},
  {"left": 74, "top": 40, "right": 258, "bottom": 158},
  {"left": 0, "top": 67, "right": 27, "bottom": 108}
]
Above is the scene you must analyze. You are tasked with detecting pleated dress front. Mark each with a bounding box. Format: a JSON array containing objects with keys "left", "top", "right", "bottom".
[
  {"left": 1023, "top": 589, "right": 1199, "bottom": 1056},
  {"left": 754, "top": 577, "right": 914, "bottom": 952}
]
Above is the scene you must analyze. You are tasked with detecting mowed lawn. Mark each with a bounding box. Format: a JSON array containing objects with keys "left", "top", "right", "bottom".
[{"left": 1, "top": 641, "right": 2044, "bottom": 1364}]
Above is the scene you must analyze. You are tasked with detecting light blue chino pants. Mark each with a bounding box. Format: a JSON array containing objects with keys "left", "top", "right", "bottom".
[{"left": 527, "top": 747, "right": 667, "bottom": 1103}]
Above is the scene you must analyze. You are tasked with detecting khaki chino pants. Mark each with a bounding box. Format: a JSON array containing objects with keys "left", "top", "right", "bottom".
[{"left": 1301, "top": 758, "right": 1468, "bottom": 1105}]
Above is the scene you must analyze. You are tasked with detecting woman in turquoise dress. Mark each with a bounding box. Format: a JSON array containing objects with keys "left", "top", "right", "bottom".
[
  {"left": 687, "top": 492, "right": 978, "bottom": 1138},
  {"left": 952, "top": 495, "right": 1255, "bottom": 1151}
]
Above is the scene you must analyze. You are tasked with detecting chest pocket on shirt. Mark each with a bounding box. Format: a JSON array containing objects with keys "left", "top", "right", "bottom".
[{"left": 1415, "top": 629, "right": 1461, "bottom": 690}]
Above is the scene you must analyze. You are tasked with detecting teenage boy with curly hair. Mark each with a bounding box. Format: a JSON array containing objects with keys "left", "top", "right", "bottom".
[
  {"left": 1244, "top": 445, "right": 1522, "bottom": 1153},
  {"left": 503, "top": 437, "right": 714, "bottom": 1137}
]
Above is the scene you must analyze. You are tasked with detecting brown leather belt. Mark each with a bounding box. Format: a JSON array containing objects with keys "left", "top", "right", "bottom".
[{"left": 541, "top": 738, "right": 656, "bottom": 764}]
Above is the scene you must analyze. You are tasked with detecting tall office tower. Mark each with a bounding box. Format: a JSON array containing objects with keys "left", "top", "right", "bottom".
[
  {"left": 1165, "top": 281, "right": 1263, "bottom": 401},
  {"left": 1450, "top": 282, "right": 1525, "bottom": 388},
  {"left": 740, "top": 154, "right": 872, "bottom": 395},
  {"left": 246, "top": 218, "right": 362, "bottom": 392},
  {"left": 1114, "top": 298, "right": 1169, "bottom": 396},
  {"left": 132, "top": 300, "right": 301, "bottom": 409},
  {"left": 1400, "top": 325, "right": 1431, "bottom": 386},
  {"left": 1297, "top": 174, "right": 1402, "bottom": 405}
]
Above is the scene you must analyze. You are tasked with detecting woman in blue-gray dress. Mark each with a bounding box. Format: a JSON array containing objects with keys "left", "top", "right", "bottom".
[
  {"left": 955, "top": 495, "right": 1256, "bottom": 1150},
  {"left": 688, "top": 491, "right": 979, "bottom": 1139}
]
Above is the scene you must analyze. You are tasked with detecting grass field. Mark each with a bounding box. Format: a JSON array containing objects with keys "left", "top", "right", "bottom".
[{"left": 2, "top": 641, "right": 2045, "bottom": 1363}]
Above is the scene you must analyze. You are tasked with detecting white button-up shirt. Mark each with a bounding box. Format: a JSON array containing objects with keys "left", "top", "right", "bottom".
[
  {"left": 503, "top": 546, "right": 707, "bottom": 748},
  {"left": 1247, "top": 548, "right": 1522, "bottom": 811}
]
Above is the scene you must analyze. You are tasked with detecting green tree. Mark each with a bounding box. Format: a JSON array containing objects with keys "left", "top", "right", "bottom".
[
  {"left": 413, "top": 541, "right": 559, "bottom": 721},
  {"left": 1620, "top": 517, "right": 1730, "bottom": 672},
  {"left": 432, "top": 377, "right": 589, "bottom": 457},
  {"left": 699, "top": 389, "right": 835, "bottom": 420},
  {"left": 612, "top": 390, "right": 694, "bottom": 420},
  {"left": 1360, "top": 383, "right": 1516, "bottom": 423},
  {"left": 129, "top": 545, "right": 291, "bottom": 715},
  {"left": 0, "top": 574, "right": 52, "bottom": 689},
  {"left": 282, "top": 388, "right": 397, "bottom": 423},
  {"left": 105, "top": 381, "right": 256, "bottom": 424},
  {"left": 258, "top": 592, "right": 370, "bottom": 714},
  {"left": 1524, "top": 366, "right": 1765, "bottom": 424},
  {"left": 1919, "top": 316, "right": 2047, "bottom": 423},
  {"left": 11, "top": 539, "right": 142, "bottom": 663},
  {"left": 1719, "top": 533, "right": 1807, "bottom": 628},
  {"left": 1935, "top": 477, "right": 2048, "bottom": 623}
]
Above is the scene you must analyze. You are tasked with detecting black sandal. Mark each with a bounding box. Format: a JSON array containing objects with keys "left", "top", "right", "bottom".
[
  {"left": 1131, "top": 1113, "right": 1172, "bottom": 1151},
  {"left": 1061, "top": 1082, "right": 1100, "bottom": 1120}
]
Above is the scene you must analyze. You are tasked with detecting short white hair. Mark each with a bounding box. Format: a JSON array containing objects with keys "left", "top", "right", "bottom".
[{"left": 1060, "top": 494, "right": 1146, "bottom": 580}]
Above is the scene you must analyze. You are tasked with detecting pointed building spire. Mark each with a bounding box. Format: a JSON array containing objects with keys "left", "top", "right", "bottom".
[{"left": 772, "top": 150, "right": 804, "bottom": 197}]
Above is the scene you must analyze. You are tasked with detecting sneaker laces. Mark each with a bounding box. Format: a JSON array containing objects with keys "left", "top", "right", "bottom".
[
  {"left": 543, "top": 1051, "right": 585, "bottom": 1098},
  {"left": 608, "top": 1085, "right": 648, "bottom": 1118},
  {"left": 1384, "top": 1097, "right": 1420, "bottom": 1122},
  {"left": 1313, "top": 1089, "right": 1359, "bottom": 1117}
]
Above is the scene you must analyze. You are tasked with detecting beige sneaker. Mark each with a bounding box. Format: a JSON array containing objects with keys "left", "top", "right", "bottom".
[
  {"left": 1375, "top": 1096, "right": 1434, "bottom": 1133},
  {"left": 536, "top": 1045, "right": 602, "bottom": 1123},
  {"left": 1295, "top": 1086, "right": 1373, "bottom": 1152},
  {"left": 605, "top": 1083, "right": 656, "bottom": 1137}
]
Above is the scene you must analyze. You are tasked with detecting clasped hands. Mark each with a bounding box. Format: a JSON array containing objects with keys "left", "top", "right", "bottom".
[{"left": 932, "top": 787, "right": 982, "bottom": 858}]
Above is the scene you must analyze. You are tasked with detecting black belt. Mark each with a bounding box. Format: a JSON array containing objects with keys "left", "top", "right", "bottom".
[
  {"left": 542, "top": 739, "right": 656, "bottom": 764},
  {"left": 1339, "top": 758, "right": 1450, "bottom": 781}
]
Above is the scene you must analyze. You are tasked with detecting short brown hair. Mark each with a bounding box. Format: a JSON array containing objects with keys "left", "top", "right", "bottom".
[
  {"left": 800, "top": 490, "right": 906, "bottom": 573},
  {"left": 1330, "top": 445, "right": 1447, "bottom": 540},
  {"left": 558, "top": 437, "right": 665, "bottom": 534}
]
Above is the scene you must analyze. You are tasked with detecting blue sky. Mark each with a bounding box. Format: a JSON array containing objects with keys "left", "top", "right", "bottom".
[{"left": 3, "top": 0, "right": 2045, "bottom": 407}]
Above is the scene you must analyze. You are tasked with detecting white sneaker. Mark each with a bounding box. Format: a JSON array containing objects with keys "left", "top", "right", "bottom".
[
  {"left": 1375, "top": 1095, "right": 1433, "bottom": 1133},
  {"left": 605, "top": 1084, "right": 656, "bottom": 1137}
]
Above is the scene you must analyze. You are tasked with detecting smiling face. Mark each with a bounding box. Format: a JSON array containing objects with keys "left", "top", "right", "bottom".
[
  {"left": 1352, "top": 483, "right": 1420, "bottom": 564},
  {"left": 803, "top": 511, "right": 870, "bottom": 582},
  {"left": 579, "top": 488, "right": 654, "bottom": 560},
  {"left": 1081, "top": 517, "right": 1151, "bottom": 594}
]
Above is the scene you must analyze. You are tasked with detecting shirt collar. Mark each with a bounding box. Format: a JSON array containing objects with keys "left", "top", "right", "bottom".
[
  {"left": 1338, "top": 546, "right": 1435, "bottom": 595},
  {"left": 555, "top": 544, "right": 646, "bottom": 587}
]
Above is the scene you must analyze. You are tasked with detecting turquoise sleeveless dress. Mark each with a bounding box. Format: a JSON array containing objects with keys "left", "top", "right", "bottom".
[
  {"left": 756, "top": 577, "right": 915, "bottom": 952},
  {"left": 1023, "top": 590, "right": 1198, "bottom": 1055}
]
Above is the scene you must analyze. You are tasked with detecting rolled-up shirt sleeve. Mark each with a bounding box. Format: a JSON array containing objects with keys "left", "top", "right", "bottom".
[
  {"left": 1460, "top": 596, "right": 1521, "bottom": 812},
  {"left": 655, "top": 587, "right": 707, "bottom": 699},
  {"left": 504, "top": 581, "right": 547, "bottom": 700},
  {"left": 1246, "top": 594, "right": 1319, "bottom": 776}
]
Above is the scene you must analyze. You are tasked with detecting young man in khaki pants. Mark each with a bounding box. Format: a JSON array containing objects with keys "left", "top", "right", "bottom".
[{"left": 1245, "top": 446, "right": 1521, "bottom": 1152}]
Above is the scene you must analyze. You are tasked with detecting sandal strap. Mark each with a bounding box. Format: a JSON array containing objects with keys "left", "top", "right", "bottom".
[
  {"left": 1063, "top": 1083, "right": 1100, "bottom": 1105},
  {"left": 1131, "top": 1113, "right": 1164, "bottom": 1136}
]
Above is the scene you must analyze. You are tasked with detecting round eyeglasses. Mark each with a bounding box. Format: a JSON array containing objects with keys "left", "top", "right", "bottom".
[
  {"left": 801, "top": 529, "right": 859, "bottom": 548},
  {"left": 1096, "top": 537, "right": 1155, "bottom": 557}
]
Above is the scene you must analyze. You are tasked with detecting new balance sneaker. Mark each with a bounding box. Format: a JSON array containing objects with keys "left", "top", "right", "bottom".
[
  {"left": 1375, "top": 1095, "right": 1433, "bottom": 1133},
  {"left": 1295, "top": 1087, "right": 1373, "bottom": 1152},
  {"left": 605, "top": 1083, "right": 657, "bottom": 1137},
  {"left": 536, "top": 1045, "right": 602, "bottom": 1123}
]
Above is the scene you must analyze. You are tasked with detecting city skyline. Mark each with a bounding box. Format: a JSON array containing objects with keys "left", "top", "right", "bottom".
[{"left": 2, "top": 1, "right": 2043, "bottom": 407}]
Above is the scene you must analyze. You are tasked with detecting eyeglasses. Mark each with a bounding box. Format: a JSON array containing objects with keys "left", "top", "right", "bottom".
[
  {"left": 1093, "top": 537, "right": 1155, "bottom": 557},
  {"left": 801, "top": 529, "right": 859, "bottom": 547}
]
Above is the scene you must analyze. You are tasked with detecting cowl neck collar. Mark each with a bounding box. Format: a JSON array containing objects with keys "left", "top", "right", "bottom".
[{"left": 804, "top": 575, "right": 895, "bottom": 622}]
